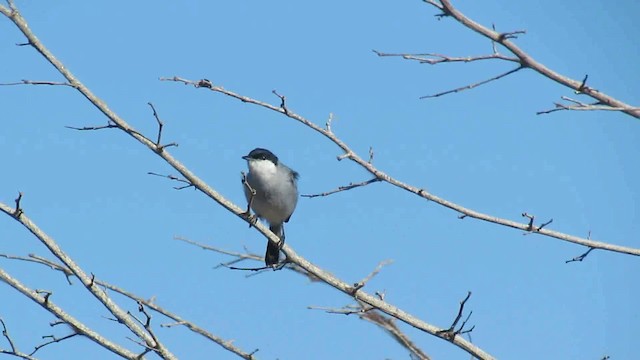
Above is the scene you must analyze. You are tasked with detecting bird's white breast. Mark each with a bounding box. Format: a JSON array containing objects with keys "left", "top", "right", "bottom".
[{"left": 248, "top": 159, "right": 278, "bottom": 179}]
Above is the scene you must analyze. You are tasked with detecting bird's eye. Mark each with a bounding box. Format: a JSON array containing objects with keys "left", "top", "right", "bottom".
[{"left": 261, "top": 155, "right": 267, "bottom": 160}]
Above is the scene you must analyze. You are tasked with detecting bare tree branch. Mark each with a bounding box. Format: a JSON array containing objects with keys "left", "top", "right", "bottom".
[
  {"left": 0, "top": 197, "right": 176, "bottom": 359},
  {"left": 173, "top": 236, "right": 320, "bottom": 281},
  {"left": 29, "top": 332, "right": 79, "bottom": 357},
  {"left": 0, "top": 254, "right": 73, "bottom": 285},
  {"left": 175, "top": 237, "right": 428, "bottom": 360},
  {"left": 301, "top": 178, "right": 381, "bottom": 198},
  {"left": 416, "top": 0, "right": 639, "bottom": 119},
  {"left": 0, "top": 318, "right": 38, "bottom": 360},
  {"left": 147, "top": 172, "right": 195, "bottom": 190},
  {"left": 420, "top": 66, "right": 524, "bottom": 99},
  {"left": 537, "top": 96, "right": 640, "bottom": 115},
  {"left": 437, "top": 292, "right": 475, "bottom": 340},
  {"left": 0, "top": 253, "right": 259, "bottom": 360},
  {"left": 146, "top": 103, "right": 178, "bottom": 151},
  {"left": 373, "top": 50, "right": 519, "bottom": 64},
  {"left": 353, "top": 259, "right": 394, "bottom": 291},
  {"left": 360, "top": 310, "right": 431, "bottom": 360},
  {"left": 566, "top": 232, "right": 598, "bottom": 264},
  {"left": 161, "top": 76, "right": 640, "bottom": 258},
  {"left": 0, "top": 268, "right": 139, "bottom": 359},
  {"left": 0, "top": 79, "right": 73, "bottom": 87},
  {"left": 3, "top": 2, "right": 632, "bottom": 359}
]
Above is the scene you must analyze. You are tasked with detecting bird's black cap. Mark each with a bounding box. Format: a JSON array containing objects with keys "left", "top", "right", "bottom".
[{"left": 242, "top": 148, "right": 278, "bottom": 164}]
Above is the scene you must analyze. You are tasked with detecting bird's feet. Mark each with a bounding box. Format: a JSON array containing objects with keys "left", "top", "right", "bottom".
[{"left": 241, "top": 211, "right": 258, "bottom": 228}]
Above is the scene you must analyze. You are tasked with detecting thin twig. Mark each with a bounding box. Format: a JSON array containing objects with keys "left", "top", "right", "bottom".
[
  {"left": 147, "top": 102, "right": 178, "bottom": 151},
  {"left": 0, "top": 79, "right": 73, "bottom": 87},
  {"left": 437, "top": 292, "right": 475, "bottom": 340},
  {"left": 301, "top": 178, "right": 381, "bottom": 198},
  {"left": 352, "top": 260, "right": 394, "bottom": 291},
  {"left": 30, "top": 333, "right": 79, "bottom": 356},
  {"left": 373, "top": 50, "right": 518, "bottom": 64},
  {"left": 0, "top": 253, "right": 73, "bottom": 284},
  {"left": 420, "top": 66, "right": 523, "bottom": 99},
  {"left": 420, "top": 0, "right": 640, "bottom": 119},
  {"left": 537, "top": 95, "right": 640, "bottom": 115},
  {"left": 65, "top": 124, "right": 119, "bottom": 131},
  {"left": 147, "top": 172, "right": 194, "bottom": 190}
]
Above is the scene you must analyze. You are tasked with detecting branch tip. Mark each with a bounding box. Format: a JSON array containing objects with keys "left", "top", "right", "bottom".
[
  {"left": 272, "top": 89, "right": 289, "bottom": 114},
  {"left": 421, "top": 66, "right": 523, "bottom": 99},
  {"left": 13, "top": 192, "right": 24, "bottom": 218},
  {"left": 438, "top": 291, "right": 474, "bottom": 340}
]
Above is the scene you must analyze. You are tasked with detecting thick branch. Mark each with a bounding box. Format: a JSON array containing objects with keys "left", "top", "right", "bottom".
[{"left": 0, "top": 6, "right": 493, "bottom": 359}]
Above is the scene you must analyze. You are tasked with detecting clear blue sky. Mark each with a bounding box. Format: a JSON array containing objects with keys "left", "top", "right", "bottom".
[{"left": 1, "top": 1, "right": 638, "bottom": 359}]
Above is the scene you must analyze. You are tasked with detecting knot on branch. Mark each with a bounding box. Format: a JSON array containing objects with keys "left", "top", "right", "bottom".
[{"left": 197, "top": 79, "right": 213, "bottom": 88}]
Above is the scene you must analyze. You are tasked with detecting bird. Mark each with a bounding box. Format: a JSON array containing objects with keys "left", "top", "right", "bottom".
[{"left": 242, "top": 148, "right": 299, "bottom": 266}]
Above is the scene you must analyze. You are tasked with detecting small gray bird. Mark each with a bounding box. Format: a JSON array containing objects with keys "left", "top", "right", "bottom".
[{"left": 242, "top": 148, "right": 299, "bottom": 266}]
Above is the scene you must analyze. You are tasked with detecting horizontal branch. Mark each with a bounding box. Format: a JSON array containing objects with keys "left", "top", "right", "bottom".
[
  {"left": 0, "top": 79, "right": 73, "bottom": 87},
  {"left": 373, "top": 50, "right": 519, "bottom": 64}
]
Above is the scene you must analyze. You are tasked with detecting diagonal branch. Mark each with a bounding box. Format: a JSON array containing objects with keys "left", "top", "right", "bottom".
[
  {"left": 0, "top": 5, "right": 494, "bottom": 358},
  {"left": 360, "top": 309, "right": 431, "bottom": 360},
  {"left": 0, "top": 197, "right": 175, "bottom": 359},
  {"left": 102, "top": 283, "right": 259, "bottom": 360},
  {"left": 0, "top": 268, "right": 139, "bottom": 359},
  {"left": 0, "top": 317, "right": 38, "bottom": 360},
  {"left": 161, "top": 76, "right": 640, "bottom": 258},
  {"left": 1, "top": 252, "right": 259, "bottom": 360},
  {"left": 422, "top": 0, "right": 639, "bottom": 119},
  {"left": 301, "top": 178, "right": 381, "bottom": 198},
  {"left": 420, "top": 66, "right": 523, "bottom": 98}
]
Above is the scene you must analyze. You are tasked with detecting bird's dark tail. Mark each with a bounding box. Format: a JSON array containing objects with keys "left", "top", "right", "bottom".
[{"left": 265, "top": 224, "right": 284, "bottom": 266}]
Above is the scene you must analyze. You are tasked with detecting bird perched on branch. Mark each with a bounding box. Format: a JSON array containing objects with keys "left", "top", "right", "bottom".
[{"left": 242, "top": 148, "right": 299, "bottom": 266}]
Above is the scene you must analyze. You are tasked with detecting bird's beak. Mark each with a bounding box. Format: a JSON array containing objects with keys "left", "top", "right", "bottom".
[{"left": 242, "top": 155, "right": 250, "bottom": 160}]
